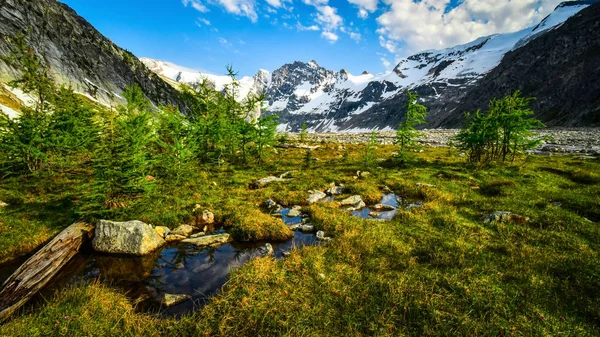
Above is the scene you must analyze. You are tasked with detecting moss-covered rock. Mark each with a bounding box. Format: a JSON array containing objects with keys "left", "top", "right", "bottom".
[{"left": 223, "top": 205, "right": 293, "bottom": 242}]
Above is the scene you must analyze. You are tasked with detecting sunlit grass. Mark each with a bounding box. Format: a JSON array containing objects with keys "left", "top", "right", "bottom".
[{"left": 0, "top": 144, "right": 598, "bottom": 336}]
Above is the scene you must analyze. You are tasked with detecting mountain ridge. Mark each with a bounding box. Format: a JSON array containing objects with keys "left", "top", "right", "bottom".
[
  {"left": 141, "top": 0, "right": 598, "bottom": 131},
  {"left": 0, "top": 0, "right": 186, "bottom": 112}
]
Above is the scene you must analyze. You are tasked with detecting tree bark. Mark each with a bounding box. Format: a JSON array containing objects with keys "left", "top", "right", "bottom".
[{"left": 0, "top": 222, "right": 94, "bottom": 322}]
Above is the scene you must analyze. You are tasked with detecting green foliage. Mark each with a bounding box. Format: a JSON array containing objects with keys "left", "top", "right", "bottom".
[
  {"left": 361, "top": 131, "right": 378, "bottom": 169},
  {"left": 299, "top": 122, "right": 308, "bottom": 143},
  {"left": 303, "top": 148, "right": 314, "bottom": 168},
  {"left": 0, "top": 31, "right": 56, "bottom": 112},
  {"left": 80, "top": 84, "right": 155, "bottom": 218},
  {"left": 454, "top": 91, "right": 544, "bottom": 164},
  {"left": 253, "top": 114, "right": 278, "bottom": 163},
  {"left": 396, "top": 90, "right": 428, "bottom": 159},
  {"left": 179, "top": 67, "right": 276, "bottom": 166},
  {"left": 153, "top": 106, "right": 198, "bottom": 184},
  {"left": 0, "top": 34, "right": 98, "bottom": 175}
]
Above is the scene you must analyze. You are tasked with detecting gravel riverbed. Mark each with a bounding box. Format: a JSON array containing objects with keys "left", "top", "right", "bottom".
[{"left": 290, "top": 128, "right": 600, "bottom": 155}]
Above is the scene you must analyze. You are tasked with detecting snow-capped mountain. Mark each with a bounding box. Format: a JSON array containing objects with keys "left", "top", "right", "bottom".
[
  {"left": 139, "top": 58, "right": 271, "bottom": 101},
  {"left": 141, "top": 1, "right": 596, "bottom": 131}
]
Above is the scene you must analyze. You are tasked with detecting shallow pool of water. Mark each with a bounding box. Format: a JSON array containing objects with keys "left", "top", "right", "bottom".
[
  {"left": 351, "top": 193, "right": 401, "bottom": 221},
  {"left": 0, "top": 209, "right": 317, "bottom": 316}
]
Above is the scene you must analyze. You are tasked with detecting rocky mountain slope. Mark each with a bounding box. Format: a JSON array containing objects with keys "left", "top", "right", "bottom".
[
  {"left": 0, "top": 0, "right": 185, "bottom": 112},
  {"left": 145, "top": 0, "right": 598, "bottom": 131},
  {"left": 431, "top": 1, "right": 600, "bottom": 128}
]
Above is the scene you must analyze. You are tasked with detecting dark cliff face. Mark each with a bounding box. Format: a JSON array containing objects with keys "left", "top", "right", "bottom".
[
  {"left": 0, "top": 0, "right": 185, "bottom": 111},
  {"left": 428, "top": 2, "right": 600, "bottom": 128}
]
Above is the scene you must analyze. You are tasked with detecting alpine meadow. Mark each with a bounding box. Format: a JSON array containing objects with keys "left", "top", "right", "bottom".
[{"left": 0, "top": 0, "right": 598, "bottom": 336}]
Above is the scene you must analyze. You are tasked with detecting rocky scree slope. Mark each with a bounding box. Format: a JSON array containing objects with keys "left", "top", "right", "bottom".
[{"left": 0, "top": 0, "right": 185, "bottom": 111}]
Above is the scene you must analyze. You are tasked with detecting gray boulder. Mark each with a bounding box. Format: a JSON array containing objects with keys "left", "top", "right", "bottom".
[
  {"left": 307, "top": 190, "right": 327, "bottom": 204},
  {"left": 341, "top": 195, "right": 366, "bottom": 210},
  {"left": 182, "top": 233, "right": 232, "bottom": 246},
  {"left": 251, "top": 176, "right": 286, "bottom": 189},
  {"left": 92, "top": 220, "right": 166, "bottom": 256}
]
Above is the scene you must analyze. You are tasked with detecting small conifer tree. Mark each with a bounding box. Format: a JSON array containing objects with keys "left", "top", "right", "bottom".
[{"left": 396, "top": 90, "right": 428, "bottom": 160}]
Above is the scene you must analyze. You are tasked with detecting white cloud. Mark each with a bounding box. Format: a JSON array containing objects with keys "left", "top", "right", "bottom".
[
  {"left": 321, "top": 31, "right": 339, "bottom": 42},
  {"left": 196, "top": 18, "right": 211, "bottom": 26},
  {"left": 348, "top": 0, "right": 377, "bottom": 11},
  {"left": 265, "top": 0, "right": 292, "bottom": 8},
  {"left": 266, "top": 0, "right": 283, "bottom": 7},
  {"left": 357, "top": 8, "right": 368, "bottom": 19},
  {"left": 348, "top": 0, "right": 378, "bottom": 18},
  {"left": 182, "top": 0, "right": 258, "bottom": 22},
  {"left": 315, "top": 5, "right": 343, "bottom": 30},
  {"left": 303, "top": 0, "right": 328, "bottom": 5},
  {"left": 380, "top": 57, "right": 391, "bottom": 70},
  {"left": 182, "top": 0, "right": 209, "bottom": 12},
  {"left": 378, "top": 35, "right": 397, "bottom": 53},
  {"left": 349, "top": 32, "right": 361, "bottom": 42},
  {"left": 377, "top": 0, "right": 564, "bottom": 56},
  {"left": 219, "top": 0, "right": 258, "bottom": 22},
  {"left": 297, "top": 23, "right": 320, "bottom": 31}
]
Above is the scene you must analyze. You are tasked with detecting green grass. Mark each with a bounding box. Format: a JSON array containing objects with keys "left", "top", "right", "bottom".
[{"left": 0, "top": 144, "right": 599, "bottom": 336}]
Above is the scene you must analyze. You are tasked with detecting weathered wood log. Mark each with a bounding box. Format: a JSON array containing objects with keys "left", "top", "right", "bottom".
[{"left": 0, "top": 222, "right": 94, "bottom": 321}]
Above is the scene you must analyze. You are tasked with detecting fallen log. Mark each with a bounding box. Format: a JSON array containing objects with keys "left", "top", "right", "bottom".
[{"left": 0, "top": 222, "right": 94, "bottom": 322}]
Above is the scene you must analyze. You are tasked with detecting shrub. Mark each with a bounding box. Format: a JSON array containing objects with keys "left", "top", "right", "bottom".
[{"left": 454, "top": 91, "right": 544, "bottom": 164}]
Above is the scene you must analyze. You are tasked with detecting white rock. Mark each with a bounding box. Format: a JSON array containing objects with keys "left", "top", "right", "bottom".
[
  {"left": 92, "top": 220, "right": 165, "bottom": 256},
  {"left": 307, "top": 190, "right": 327, "bottom": 204}
]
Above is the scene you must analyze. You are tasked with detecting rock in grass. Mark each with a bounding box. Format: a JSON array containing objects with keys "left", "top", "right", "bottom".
[
  {"left": 307, "top": 191, "right": 327, "bottom": 204},
  {"left": 182, "top": 233, "right": 232, "bottom": 246},
  {"left": 482, "top": 211, "right": 529, "bottom": 225},
  {"left": 160, "top": 293, "right": 190, "bottom": 308},
  {"left": 192, "top": 208, "right": 215, "bottom": 226},
  {"left": 316, "top": 230, "right": 332, "bottom": 241},
  {"left": 340, "top": 195, "right": 366, "bottom": 209},
  {"left": 299, "top": 224, "right": 315, "bottom": 232},
  {"left": 92, "top": 220, "right": 166, "bottom": 256},
  {"left": 0, "top": 201, "right": 7, "bottom": 208},
  {"left": 251, "top": 176, "right": 287, "bottom": 189},
  {"left": 326, "top": 184, "right": 345, "bottom": 196},
  {"left": 372, "top": 204, "right": 395, "bottom": 211},
  {"left": 416, "top": 182, "right": 436, "bottom": 188},
  {"left": 260, "top": 243, "right": 274, "bottom": 256},
  {"left": 154, "top": 226, "right": 170, "bottom": 239},
  {"left": 265, "top": 199, "right": 280, "bottom": 210},
  {"left": 171, "top": 225, "right": 194, "bottom": 237},
  {"left": 287, "top": 206, "right": 302, "bottom": 217}
]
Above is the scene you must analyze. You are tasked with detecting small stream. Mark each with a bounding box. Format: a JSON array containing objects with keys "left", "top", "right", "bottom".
[
  {"left": 0, "top": 209, "right": 317, "bottom": 316},
  {"left": 350, "top": 193, "right": 422, "bottom": 220},
  {"left": 0, "top": 194, "right": 420, "bottom": 317}
]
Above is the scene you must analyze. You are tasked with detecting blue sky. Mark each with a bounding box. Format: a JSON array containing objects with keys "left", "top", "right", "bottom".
[{"left": 60, "top": 0, "right": 564, "bottom": 77}]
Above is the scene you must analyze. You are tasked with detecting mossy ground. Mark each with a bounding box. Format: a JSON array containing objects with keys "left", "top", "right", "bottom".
[{"left": 0, "top": 143, "right": 599, "bottom": 336}]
